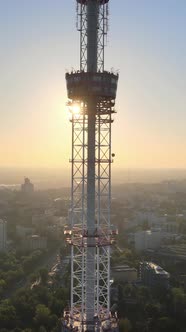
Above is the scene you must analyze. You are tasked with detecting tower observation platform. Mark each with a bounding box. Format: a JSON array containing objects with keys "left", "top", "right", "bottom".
[
  {"left": 63, "top": 1, "right": 119, "bottom": 332},
  {"left": 66, "top": 71, "right": 118, "bottom": 100}
]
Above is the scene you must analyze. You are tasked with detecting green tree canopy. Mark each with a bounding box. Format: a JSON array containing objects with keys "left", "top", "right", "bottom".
[
  {"left": 119, "top": 318, "right": 132, "bottom": 332},
  {"left": 34, "top": 304, "right": 51, "bottom": 327},
  {"left": 0, "top": 300, "right": 17, "bottom": 329}
]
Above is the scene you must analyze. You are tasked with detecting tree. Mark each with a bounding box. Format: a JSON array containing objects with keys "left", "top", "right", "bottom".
[
  {"left": 171, "top": 287, "right": 186, "bottom": 314},
  {"left": 49, "top": 298, "right": 65, "bottom": 316},
  {"left": 39, "top": 268, "right": 48, "bottom": 285},
  {"left": 137, "top": 286, "right": 151, "bottom": 305},
  {"left": 33, "top": 285, "right": 52, "bottom": 306},
  {"left": 39, "top": 326, "right": 47, "bottom": 332},
  {"left": 119, "top": 318, "right": 132, "bottom": 332},
  {"left": 145, "top": 302, "right": 160, "bottom": 319},
  {"left": 0, "top": 300, "right": 17, "bottom": 329},
  {"left": 156, "top": 317, "right": 176, "bottom": 332},
  {"left": 123, "top": 284, "right": 136, "bottom": 298},
  {"left": 0, "top": 279, "right": 6, "bottom": 295},
  {"left": 12, "top": 288, "right": 36, "bottom": 324},
  {"left": 34, "top": 304, "right": 51, "bottom": 327},
  {"left": 48, "top": 314, "right": 58, "bottom": 329},
  {"left": 29, "top": 272, "right": 39, "bottom": 283}
]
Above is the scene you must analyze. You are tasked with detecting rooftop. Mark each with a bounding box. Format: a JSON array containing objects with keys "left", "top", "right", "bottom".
[
  {"left": 112, "top": 265, "right": 137, "bottom": 272},
  {"left": 143, "top": 262, "right": 170, "bottom": 277}
]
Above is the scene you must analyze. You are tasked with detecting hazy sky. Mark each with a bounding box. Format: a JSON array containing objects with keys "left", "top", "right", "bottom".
[{"left": 0, "top": 0, "right": 186, "bottom": 169}]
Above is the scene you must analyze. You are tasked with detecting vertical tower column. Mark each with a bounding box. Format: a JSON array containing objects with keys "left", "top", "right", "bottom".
[
  {"left": 86, "top": 1, "right": 98, "bottom": 329},
  {"left": 87, "top": 0, "right": 98, "bottom": 72}
]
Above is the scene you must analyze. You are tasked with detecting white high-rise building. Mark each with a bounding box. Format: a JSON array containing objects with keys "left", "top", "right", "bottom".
[
  {"left": 135, "top": 230, "right": 162, "bottom": 252},
  {"left": 0, "top": 219, "right": 7, "bottom": 252}
]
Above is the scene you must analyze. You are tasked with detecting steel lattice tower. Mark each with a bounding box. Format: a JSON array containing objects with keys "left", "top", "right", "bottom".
[{"left": 63, "top": 1, "right": 118, "bottom": 332}]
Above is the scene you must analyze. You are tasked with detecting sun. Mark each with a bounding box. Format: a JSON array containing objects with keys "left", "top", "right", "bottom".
[
  {"left": 71, "top": 103, "right": 81, "bottom": 114},
  {"left": 66, "top": 101, "right": 82, "bottom": 118}
]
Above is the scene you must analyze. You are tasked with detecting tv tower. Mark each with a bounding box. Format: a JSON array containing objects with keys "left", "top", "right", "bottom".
[{"left": 64, "top": 1, "right": 118, "bottom": 332}]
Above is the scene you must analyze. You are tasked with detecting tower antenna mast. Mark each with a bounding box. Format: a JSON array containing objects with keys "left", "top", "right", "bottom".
[{"left": 64, "top": 1, "right": 118, "bottom": 331}]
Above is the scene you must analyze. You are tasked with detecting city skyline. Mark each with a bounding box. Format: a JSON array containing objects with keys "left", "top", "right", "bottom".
[{"left": 0, "top": 0, "right": 186, "bottom": 169}]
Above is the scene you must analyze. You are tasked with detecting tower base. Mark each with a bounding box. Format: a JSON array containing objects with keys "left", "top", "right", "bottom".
[{"left": 61, "top": 309, "right": 119, "bottom": 332}]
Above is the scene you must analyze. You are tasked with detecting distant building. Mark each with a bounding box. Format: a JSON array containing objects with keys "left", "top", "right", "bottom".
[
  {"left": 47, "top": 225, "right": 62, "bottom": 240},
  {"left": 32, "top": 214, "right": 47, "bottom": 226},
  {"left": 21, "top": 177, "right": 34, "bottom": 193},
  {"left": 135, "top": 211, "right": 166, "bottom": 227},
  {"left": 16, "top": 225, "right": 34, "bottom": 238},
  {"left": 0, "top": 219, "right": 7, "bottom": 252},
  {"left": 140, "top": 261, "right": 169, "bottom": 289},
  {"left": 151, "top": 244, "right": 186, "bottom": 264},
  {"left": 24, "top": 235, "right": 47, "bottom": 251},
  {"left": 32, "top": 211, "right": 53, "bottom": 226},
  {"left": 135, "top": 230, "right": 162, "bottom": 252},
  {"left": 111, "top": 265, "right": 137, "bottom": 283},
  {"left": 162, "top": 221, "right": 179, "bottom": 234}
]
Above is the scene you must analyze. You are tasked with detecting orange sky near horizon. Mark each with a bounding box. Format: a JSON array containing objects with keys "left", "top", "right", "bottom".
[{"left": 0, "top": 0, "right": 186, "bottom": 170}]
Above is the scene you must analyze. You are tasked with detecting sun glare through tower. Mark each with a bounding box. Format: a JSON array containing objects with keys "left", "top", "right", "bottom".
[{"left": 63, "top": 1, "right": 119, "bottom": 331}]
